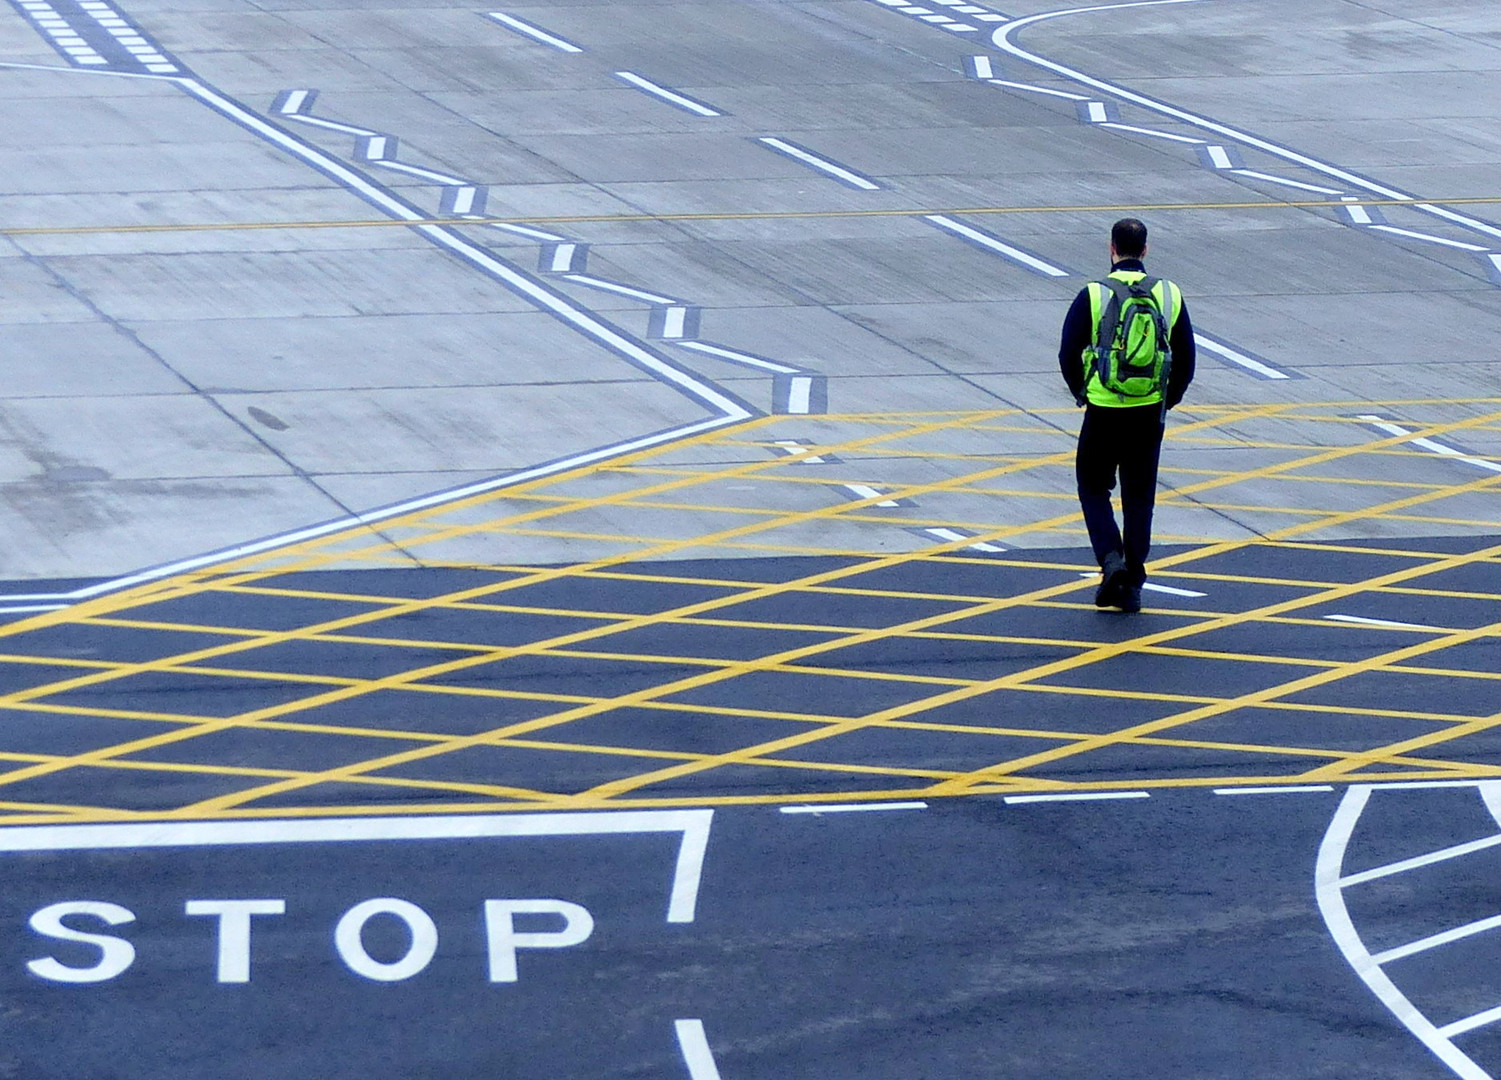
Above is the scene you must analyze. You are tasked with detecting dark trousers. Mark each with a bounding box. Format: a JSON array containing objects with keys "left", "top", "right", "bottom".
[{"left": 1075, "top": 402, "right": 1165, "bottom": 586}]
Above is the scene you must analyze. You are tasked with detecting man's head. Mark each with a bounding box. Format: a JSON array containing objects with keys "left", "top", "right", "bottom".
[{"left": 1110, "top": 217, "right": 1148, "bottom": 261}]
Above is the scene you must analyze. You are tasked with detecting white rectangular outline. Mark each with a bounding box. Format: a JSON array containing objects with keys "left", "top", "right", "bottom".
[{"left": 0, "top": 810, "right": 713, "bottom": 923}]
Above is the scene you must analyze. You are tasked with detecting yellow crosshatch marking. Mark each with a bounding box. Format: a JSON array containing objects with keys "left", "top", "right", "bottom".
[{"left": 0, "top": 398, "right": 1496, "bottom": 824}]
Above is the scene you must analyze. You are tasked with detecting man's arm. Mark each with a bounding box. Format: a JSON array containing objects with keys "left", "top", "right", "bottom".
[
  {"left": 1058, "top": 287, "right": 1092, "bottom": 406},
  {"left": 1165, "top": 297, "right": 1196, "bottom": 410}
]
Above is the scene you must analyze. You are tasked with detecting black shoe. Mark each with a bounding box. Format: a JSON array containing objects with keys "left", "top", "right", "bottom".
[
  {"left": 1094, "top": 552, "right": 1128, "bottom": 609},
  {"left": 1118, "top": 584, "right": 1142, "bottom": 613}
]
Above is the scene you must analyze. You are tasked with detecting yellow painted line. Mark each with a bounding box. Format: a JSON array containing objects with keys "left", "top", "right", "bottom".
[{"left": 10, "top": 194, "right": 1501, "bottom": 237}]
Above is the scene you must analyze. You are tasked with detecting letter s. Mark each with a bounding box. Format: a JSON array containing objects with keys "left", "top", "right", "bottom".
[{"left": 27, "top": 901, "right": 137, "bottom": 983}]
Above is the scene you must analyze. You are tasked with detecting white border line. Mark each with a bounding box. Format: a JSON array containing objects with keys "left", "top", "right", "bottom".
[
  {"left": 614, "top": 71, "right": 721, "bottom": 117},
  {"left": 674, "top": 1019, "right": 724, "bottom": 1080},
  {"left": 484, "top": 11, "right": 583, "bottom": 52},
  {"left": 0, "top": 809, "right": 713, "bottom": 923},
  {"left": 757, "top": 137, "right": 881, "bottom": 190},
  {"left": 1005, "top": 791, "right": 1149, "bottom": 804},
  {"left": 924, "top": 214, "right": 1069, "bottom": 276},
  {"left": 779, "top": 802, "right": 928, "bottom": 814}
]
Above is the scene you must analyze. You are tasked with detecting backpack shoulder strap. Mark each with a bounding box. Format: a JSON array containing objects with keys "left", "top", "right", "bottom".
[{"left": 1091, "top": 278, "right": 1128, "bottom": 387}]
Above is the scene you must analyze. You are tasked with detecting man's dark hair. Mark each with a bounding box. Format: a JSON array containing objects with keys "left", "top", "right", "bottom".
[{"left": 1111, "top": 218, "right": 1148, "bottom": 258}]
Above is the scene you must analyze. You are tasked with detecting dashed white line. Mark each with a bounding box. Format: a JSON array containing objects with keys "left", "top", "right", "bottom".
[
  {"left": 1214, "top": 785, "right": 1335, "bottom": 795},
  {"left": 484, "top": 11, "right": 583, "bottom": 52},
  {"left": 986, "top": 79, "right": 1088, "bottom": 101},
  {"left": 560, "top": 274, "right": 679, "bottom": 305},
  {"left": 1076, "top": 572, "right": 1206, "bottom": 597},
  {"left": 1368, "top": 225, "right": 1489, "bottom": 252},
  {"left": 374, "top": 160, "right": 469, "bottom": 185},
  {"left": 1358, "top": 415, "right": 1501, "bottom": 474},
  {"left": 926, "top": 527, "right": 1004, "bottom": 552},
  {"left": 1202, "top": 145, "right": 1235, "bottom": 169},
  {"left": 1099, "top": 122, "right": 1202, "bottom": 144},
  {"left": 1230, "top": 169, "right": 1344, "bottom": 195},
  {"left": 779, "top": 802, "right": 929, "bottom": 814},
  {"left": 786, "top": 374, "right": 816, "bottom": 414},
  {"left": 757, "top": 137, "right": 881, "bottom": 190},
  {"left": 1324, "top": 614, "right": 1438, "bottom": 632},
  {"left": 614, "top": 71, "right": 721, "bottom": 117},
  {"left": 844, "top": 483, "right": 900, "bottom": 507},
  {"left": 1193, "top": 334, "right": 1292, "bottom": 380},
  {"left": 678, "top": 341, "right": 800, "bottom": 374},
  {"left": 1083, "top": 101, "right": 1109, "bottom": 122},
  {"left": 967, "top": 55, "right": 995, "bottom": 79},
  {"left": 1341, "top": 198, "right": 1375, "bottom": 225},
  {"left": 924, "top": 214, "right": 1070, "bottom": 277},
  {"left": 1004, "top": 791, "right": 1150, "bottom": 804},
  {"left": 674, "top": 1019, "right": 724, "bottom": 1080}
]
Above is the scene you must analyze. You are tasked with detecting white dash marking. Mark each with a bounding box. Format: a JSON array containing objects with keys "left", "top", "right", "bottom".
[
  {"left": 661, "top": 305, "right": 688, "bottom": 339},
  {"left": 1100, "top": 122, "right": 1202, "bottom": 144},
  {"left": 969, "top": 55, "right": 994, "bottom": 79},
  {"left": 1075, "top": 572, "right": 1205, "bottom": 597},
  {"left": 926, "top": 527, "right": 1004, "bottom": 553},
  {"left": 1005, "top": 791, "right": 1150, "bottom": 804},
  {"left": 1214, "top": 785, "right": 1335, "bottom": 795},
  {"left": 1324, "top": 614, "right": 1437, "bottom": 632},
  {"left": 486, "top": 221, "right": 567, "bottom": 243},
  {"left": 758, "top": 137, "right": 880, "bottom": 190},
  {"left": 276, "top": 89, "right": 310, "bottom": 115},
  {"left": 943, "top": 24, "right": 978, "bottom": 32},
  {"left": 674, "top": 1019, "right": 723, "bottom": 1080},
  {"left": 1341, "top": 197, "right": 1374, "bottom": 225},
  {"left": 1204, "top": 145, "right": 1235, "bottom": 169},
  {"left": 844, "top": 483, "right": 899, "bottom": 507},
  {"left": 485, "top": 11, "right": 583, "bottom": 52},
  {"left": 1440, "top": 1004, "right": 1501, "bottom": 1040},
  {"left": 549, "top": 244, "right": 578, "bottom": 272},
  {"left": 1231, "top": 169, "right": 1344, "bottom": 195},
  {"left": 284, "top": 115, "right": 379, "bottom": 137},
  {"left": 1372, "top": 913, "right": 1501, "bottom": 967},
  {"left": 773, "top": 440, "right": 826, "bottom": 463},
  {"left": 361, "top": 135, "right": 390, "bottom": 160},
  {"left": 448, "top": 186, "right": 478, "bottom": 214},
  {"left": 780, "top": 802, "right": 928, "bottom": 814},
  {"left": 1357, "top": 415, "right": 1501, "bottom": 474},
  {"left": 1194, "top": 334, "right": 1291, "bottom": 379},
  {"left": 375, "top": 160, "right": 468, "bottom": 185},
  {"left": 1340, "top": 832, "right": 1501, "bottom": 888},
  {"left": 561, "top": 275, "right": 677, "bottom": 305},
  {"left": 925, "top": 214, "right": 1069, "bottom": 276},
  {"left": 787, "top": 375, "right": 814, "bottom": 415},
  {"left": 1369, "top": 225, "right": 1489, "bottom": 252},
  {"left": 986, "top": 79, "right": 1088, "bottom": 101},
  {"left": 678, "top": 342, "right": 798, "bottom": 374},
  {"left": 1085, "top": 101, "right": 1109, "bottom": 122},
  {"left": 614, "top": 71, "right": 721, "bottom": 117},
  {"left": 973, "top": 12, "right": 1008, "bottom": 21},
  {"left": 0, "top": 604, "right": 68, "bottom": 615}
]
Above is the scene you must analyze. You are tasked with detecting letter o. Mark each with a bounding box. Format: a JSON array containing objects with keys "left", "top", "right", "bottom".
[{"left": 334, "top": 898, "right": 437, "bottom": 982}]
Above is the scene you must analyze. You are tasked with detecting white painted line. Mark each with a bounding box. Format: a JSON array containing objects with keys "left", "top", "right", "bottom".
[
  {"left": 1005, "top": 791, "right": 1150, "bottom": 804},
  {"left": 787, "top": 375, "right": 814, "bottom": 414},
  {"left": 1488, "top": 254, "right": 1501, "bottom": 281},
  {"left": 920, "top": 14, "right": 955, "bottom": 22},
  {"left": 757, "top": 137, "right": 880, "bottom": 190},
  {"left": 974, "top": 12, "right": 1008, "bottom": 21},
  {"left": 374, "top": 160, "right": 469, "bottom": 185},
  {"left": 899, "top": 5, "right": 931, "bottom": 11},
  {"left": 1074, "top": 572, "right": 1204, "bottom": 596},
  {"left": 485, "top": 220, "right": 567, "bottom": 243},
  {"left": 360, "top": 135, "right": 391, "bottom": 161},
  {"left": 1316, "top": 786, "right": 1493, "bottom": 1080},
  {"left": 968, "top": 55, "right": 994, "bottom": 79},
  {"left": 660, "top": 305, "right": 688, "bottom": 339},
  {"left": 1203, "top": 144, "right": 1234, "bottom": 169},
  {"left": 0, "top": 604, "right": 68, "bottom": 615},
  {"left": 946, "top": 27, "right": 979, "bottom": 37},
  {"left": 286, "top": 114, "right": 379, "bottom": 137},
  {"left": 773, "top": 440, "right": 827, "bottom": 463},
  {"left": 1372, "top": 913, "right": 1501, "bottom": 967},
  {"left": 677, "top": 341, "right": 799, "bottom": 374},
  {"left": 275, "top": 89, "right": 311, "bottom": 115},
  {"left": 1193, "top": 334, "right": 1291, "bottom": 379},
  {"left": 1369, "top": 225, "right": 1489, "bottom": 252},
  {"left": 955, "top": 5, "right": 990, "bottom": 11},
  {"left": 1229, "top": 169, "right": 1344, "bottom": 195},
  {"left": 614, "top": 71, "right": 721, "bottom": 117},
  {"left": 926, "top": 527, "right": 1004, "bottom": 552},
  {"left": 779, "top": 802, "right": 928, "bottom": 814},
  {"left": 1099, "top": 122, "right": 1202, "bottom": 144},
  {"left": 986, "top": 79, "right": 1088, "bottom": 101},
  {"left": 674, "top": 1019, "right": 724, "bottom": 1080},
  {"left": 548, "top": 244, "right": 578, "bottom": 272},
  {"left": 1341, "top": 831, "right": 1501, "bottom": 888},
  {"left": 1324, "top": 614, "right": 1437, "bottom": 632},
  {"left": 844, "top": 483, "right": 900, "bottom": 507},
  {"left": 41, "top": 77, "right": 751, "bottom": 602},
  {"left": 1085, "top": 101, "right": 1109, "bottom": 122},
  {"left": 447, "top": 186, "right": 479, "bottom": 214},
  {"left": 924, "top": 214, "right": 1069, "bottom": 276},
  {"left": 561, "top": 274, "right": 678, "bottom": 305},
  {"left": 1214, "top": 785, "right": 1335, "bottom": 795},
  {"left": 1441, "top": 1004, "right": 1501, "bottom": 1039},
  {"left": 0, "top": 809, "right": 713, "bottom": 924},
  {"left": 484, "top": 11, "right": 583, "bottom": 52},
  {"left": 993, "top": 0, "right": 1501, "bottom": 250},
  {"left": 1340, "top": 197, "right": 1375, "bottom": 225},
  {"left": 1356, "top": 415, "right": 1501, "bottom": 474}
]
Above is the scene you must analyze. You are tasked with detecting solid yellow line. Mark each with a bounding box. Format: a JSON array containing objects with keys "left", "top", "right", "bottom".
[{"left": 9, "top": 195, "right": 1501, "bottom": 237}]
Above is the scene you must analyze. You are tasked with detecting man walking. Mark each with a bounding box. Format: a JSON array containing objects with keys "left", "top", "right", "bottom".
[{"left": 1059, "top": 218, "right": 1196, "bottom": 612}]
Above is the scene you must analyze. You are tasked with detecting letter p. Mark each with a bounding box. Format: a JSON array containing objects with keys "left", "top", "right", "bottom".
[{"left": 483, "top": 899, "right": 593, "bottom": 983}]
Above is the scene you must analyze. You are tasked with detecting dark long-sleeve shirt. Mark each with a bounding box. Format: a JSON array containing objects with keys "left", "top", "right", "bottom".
[{"left": 1058, "top": 258, "right": 1196, "bottom": 409}]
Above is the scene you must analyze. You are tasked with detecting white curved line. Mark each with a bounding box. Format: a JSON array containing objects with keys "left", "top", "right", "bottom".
[
  {"left": 993, "top": 2, "right": 1501, "bottom": 244},
  {"left": 1478, "top": 782, "right": 1501, "bottom": 829},
  {"left": 1315, "top": 785, "right": 1494, "bottom": 1080}
]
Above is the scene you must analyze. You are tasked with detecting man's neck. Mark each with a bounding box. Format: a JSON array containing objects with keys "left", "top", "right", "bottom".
[{"left": 1112, "top": 256, "right": 1146, "bottom": 272}]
